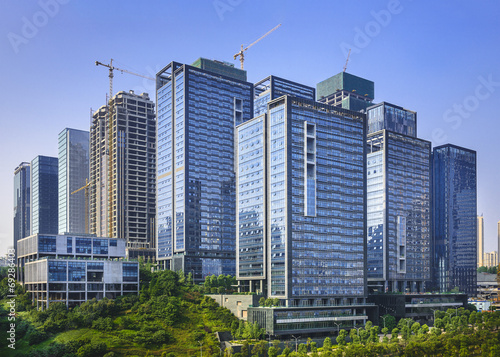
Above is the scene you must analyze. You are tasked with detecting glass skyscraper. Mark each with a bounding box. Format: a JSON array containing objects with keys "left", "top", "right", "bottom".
[
  {"left": 253, "top": 75, "right": 315, "bottom": 117},
  {"left": 366, "top": 102, "right": 417, "bottom": 137},
  {"left": 366, "top": 130, "right": 431, "bottom": 293},
  {"left": 31, "top": 156, "right": 59, "bottom": 235},
  {"left": 237, "top": 95, "right": 367, "bottom": 302},
  {"left": 14, "top": 162, "right": 31, "bottom": 265},
  {"left": 432, "top": 144, "right": 477, "bottom": 295},
  {"left": 156, "top": 59, "right": 253, "bottom": 281},
  {"left": 238, "top": 94, "right": 374, "bottom": 335},
  {"left": 58, "top": 128, "right": 89, "bottom": 234}
]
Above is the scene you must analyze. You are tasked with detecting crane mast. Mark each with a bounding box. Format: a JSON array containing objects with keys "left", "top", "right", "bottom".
[
  {"left": 95, "top": 59, "right": 155, "bottom": 238},
  {"left": 234, "top": 24, "right": 281, "bottom": 70}
]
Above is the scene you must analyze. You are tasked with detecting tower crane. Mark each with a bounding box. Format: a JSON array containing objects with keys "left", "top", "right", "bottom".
[
  {"left": 71, "top": 179, "right": 92, "bottom": 234},
  {"left": 234, "top": 23, "right": 282, "bottom": 70},
  {"left": 95, "top": 59, "right": 155, "bottom": 238},
  {"left": 343, "top": 48, "right": 351, "bottom": 73}
]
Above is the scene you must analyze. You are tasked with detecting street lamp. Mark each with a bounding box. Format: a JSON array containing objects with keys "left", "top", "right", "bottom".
[
  {"left": 198, "top": 341, "right": 203, "bottom": 357},
  {"left": 291, "top": 335, "right": 301, "bottom": 352},
  {"left": 333, "top": 322, "right": 340, "bottom": 335},
  {"left": 431, "top": 308, "right": 439, "bottom": 323},
  {"left": 380, "top": 315, "right": 389, "bottom": 329}
]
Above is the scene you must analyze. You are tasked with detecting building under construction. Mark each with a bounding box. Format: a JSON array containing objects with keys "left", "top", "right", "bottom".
[{"left": 90, "top": 90, "right": 156, "bottom": 259}]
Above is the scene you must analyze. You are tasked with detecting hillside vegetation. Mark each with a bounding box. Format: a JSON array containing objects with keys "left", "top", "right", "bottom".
[{"left": 0, "top": 266, "right": 238, "bottom": 356}]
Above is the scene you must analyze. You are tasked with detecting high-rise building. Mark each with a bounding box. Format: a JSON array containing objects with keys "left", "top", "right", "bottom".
[
  {"left": 156, "top": 59, "right": 253, "bottom": 281},
  {"left": 498, "top": 220, "right": 500, "bottom": 258},
  {"left": 14, "top": 162, "right": 31, "bottom": 251},
  {"left": 477, "top": 215, "right": 484, "bottom": 267},
  {"left": 31, "top": 156, "right": 58, "bottom": 235},
  {"left": 90, "top": 90, "right": 156, "bottom": 259},
  {"left": 58, "top": 128, "right": 89, "bottom": 234},
  {"left": 432, "top": 144, "right": 477, "bottom": 295},
  {"left": 316, "top": 72, "right": 374, "bottom": 111},
  {"left": 366, "top": 130, "right": 431, "bottom": 293},
  {"left": 366, "top": 102, "right": 417, "bottom": 137},
  {"left": 237, "top": 94, "right": 371, "bottom": 334},
  {"left": 484, "top": 251, "right": 498, "bottom": 268},
  {"left": 254, "top": 75, "right": 315, "bottom": 117}
]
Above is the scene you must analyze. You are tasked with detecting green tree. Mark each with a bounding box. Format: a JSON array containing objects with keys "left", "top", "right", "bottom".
[
  {"left": 322, "top": 337, "right": 332, "bottom": 351},
  {"left": 381, "top": 314, "right": 396, "bottom": 331},
  {"left": 297, "top": 343, "right": 307, "bottom": 356},
  {"left": 391, "top": 328, "right": 399, "bottom": 342},
  {"left": 336, "top": 329, "right": 347, "bottom": 346},
  {"left": 259, "top": 297, "right": 266, "bottom": 307},
  {"left": 251, "top": 340, "right": 268, "bottom": 357}
]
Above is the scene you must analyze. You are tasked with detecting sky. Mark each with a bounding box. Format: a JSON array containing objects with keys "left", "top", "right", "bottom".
[{"left": 1, "top": 0, "right": 499, "bottom": 258}]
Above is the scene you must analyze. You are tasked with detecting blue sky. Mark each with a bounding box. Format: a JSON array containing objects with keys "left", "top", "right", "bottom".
[{"left": 1, "top": 0, "right": 499, "bottom": 257}]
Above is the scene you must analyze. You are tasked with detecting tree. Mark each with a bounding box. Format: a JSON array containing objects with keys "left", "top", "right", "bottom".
[
  {"left": 336, "top": 330, "right": 347, "bottom": 346},
  {"left": 241, "top": 340, "right": 250, "bottom": 357},
  {"left": 323, "top": 337, "right": 332, "bottom": 351},
  {"left": 381, "top": 314, "right": 396, "bottom": 331},
  {"left": 259, "top": 297, "right": 266, "bottom": 307},
  {"left": 251, "top": 340, "right": 268, "bottom": 357},
  {"left": 391, "top": 328, "right": 399, "bottom": 342},
  {"left": 297, "top": 343, "right": 307, "bottom": 356}
]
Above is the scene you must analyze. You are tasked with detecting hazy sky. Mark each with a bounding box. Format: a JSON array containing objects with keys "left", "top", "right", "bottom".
[{"left": 1, "top": 0, "right": 499, "bottom": 257}]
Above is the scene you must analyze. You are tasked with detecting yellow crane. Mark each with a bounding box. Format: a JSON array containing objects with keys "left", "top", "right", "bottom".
[
  {"left": 95, "top": 59, "right": 155, "bottom": 238},
  {"left": 343, "top": 48, "right": 351, "bottom": 73},
  {"left": 71, "top": 178, "right": 92, "bottom": 234},
  {"left": 234, "top": 24, "right": 282, "bottom": 70}
]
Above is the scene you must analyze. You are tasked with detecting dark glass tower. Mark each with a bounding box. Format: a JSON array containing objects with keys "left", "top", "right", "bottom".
[
  {"left": 156, "top": 59, "right": 253, "bottom": 281},
  {"left": 366, "top": 102, "right": 417, "bottom": 137},
  {"left": 31, "top": 156, "right": 58, "bottom": 235},
  {"left": 14, "top": 162, "right": 31, "bottom": 259},
  {"left": 366, "top": 131, "right": 431, "bottom": 293},
  {"left": 432, "top": 144, "right": 477, "bottom": 295}
]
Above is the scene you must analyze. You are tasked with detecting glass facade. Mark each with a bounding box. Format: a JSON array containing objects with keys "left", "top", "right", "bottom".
[
  {"left": 14, "top": 162, "right": 30, "bottom": 255},
  {"left": 254, "top": 76, "right": 315, "bottom": 117},
  {"left": 366, "top": 130, "right": 431, "bottom": 293},
  {"left": 49, "top": 261, "right": 67, "bottom": 281},
  {"left": 236, "top": 115, "right": 266, "bottom": 279},
  {"left": 39, "top": 235, "right": 56, "bottom": 253},
  {"left": 58, "top": 128, "right": 89, "bottom": 234},
  {"left": 31, "top": 156, "right": 58, "bottom": 235},
  {"left": 156, "top": 60, "right": 253, "bottom": 281},
  {"left": 237, "top": 96, "right": 366, "bottom": 302},
  {"left": 432, "top": 144, "right": 477, "bottom": 295},
  {"left": 367, "top": 102, "right": 417, "bottom": 137},
  {"left": 123, "top": 262, "right": 139, "bottom": 282},
  {"left": 75, "top": 238, "right": 92, "bottom": 254},
  {"left": 68, "top": 262, "right": 86, "bottom": 281}
]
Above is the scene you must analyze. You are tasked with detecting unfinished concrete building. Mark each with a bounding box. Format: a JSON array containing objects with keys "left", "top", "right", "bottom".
[{"left": 90, "top": 90, "right": 156, "bottom": 259}]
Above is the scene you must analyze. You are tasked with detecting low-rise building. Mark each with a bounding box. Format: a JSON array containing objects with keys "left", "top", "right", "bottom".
[
  {"left": 17, "top": 233, "right": 139, "bottom": 309},
  {"left": 368, "top": 293, "right": 467, "bottom": 325}
]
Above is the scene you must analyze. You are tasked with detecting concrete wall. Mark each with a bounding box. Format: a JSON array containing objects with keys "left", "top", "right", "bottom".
[{"left": 207, "top": 294, "right": 262, "bottom": 320}]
